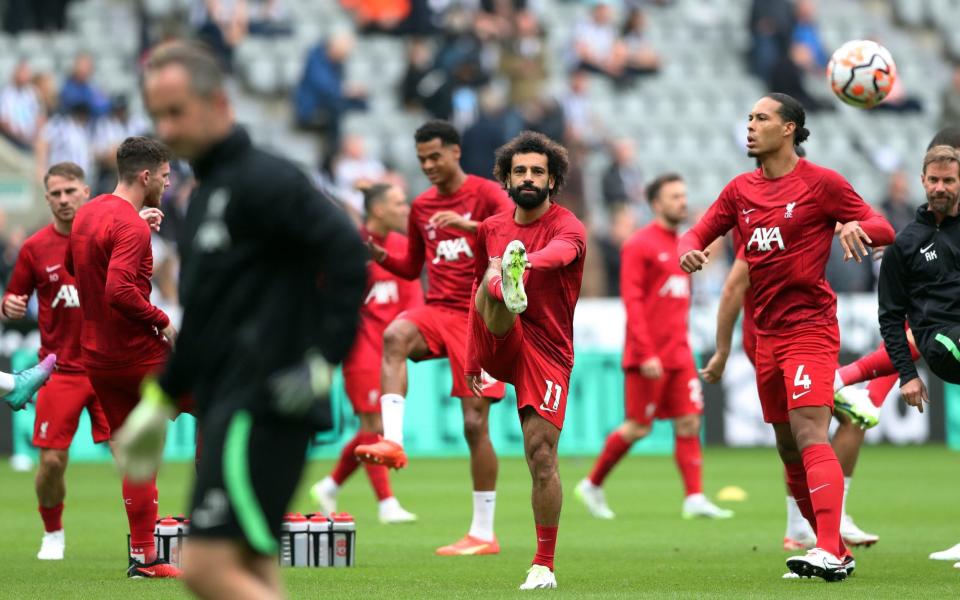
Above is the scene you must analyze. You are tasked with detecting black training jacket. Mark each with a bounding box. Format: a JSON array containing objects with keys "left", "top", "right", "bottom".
[
  {"left": 157, "top": 127, "right": 366, "bottom": 417},
  {"left": 878, "top": 205, "right": 960, "bottom": 383}
]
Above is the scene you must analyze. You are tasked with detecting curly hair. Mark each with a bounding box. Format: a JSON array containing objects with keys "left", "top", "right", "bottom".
[
  {"left": 117, "top": 136, "right": 172, "bottom": 184},
  {"left": 493, "top": 131, "right": 569, "bottom": 194}
]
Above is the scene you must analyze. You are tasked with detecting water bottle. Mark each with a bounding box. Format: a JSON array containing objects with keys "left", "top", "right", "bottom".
[
  {"left": 281, "top": 513, "right": 309, "bottom": 567},
  {"left": 330, "top": 513, "right": 356, "bottom": 567},
  {"left": 156, "top": 517, "right": 180, "bottom": 567},
  {"left": 307, "top": 513, "right": 332, "bottom": 567}
]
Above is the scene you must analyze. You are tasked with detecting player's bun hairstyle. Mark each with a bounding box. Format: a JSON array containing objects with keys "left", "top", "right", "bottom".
[
  {"left": 117, "top": 136, "right": 173, "bottom": 184},
  {"left": 362, "top": 182, "right": 394, "bottom": 214},
  {"left": 144, "top": 40, "right": 225, "bottom": 98},
  {"left": 922, "top": 145, "right": 960, "bottom": 175},
  {"left": 645, "top": 172, "right": 683, "bottom": 204},
  {"left": 928, "top": 125, "right": 960, "bottom": 150},
  {"left": 493, "top": 130, "right": 569, "bottom": 194},
  {"left": 414, "top": 120, "right": 460, "bottom": 147},
  {"left": 765, "top": 93, "right": 810, "bottom": 146},
  {"left": 44, "top": 162, "right": 85, "bottom": 187}
]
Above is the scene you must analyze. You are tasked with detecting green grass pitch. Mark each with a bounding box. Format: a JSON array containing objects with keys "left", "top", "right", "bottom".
[{"left": 0, "top": 445, "right": 957, "bottom": 599}]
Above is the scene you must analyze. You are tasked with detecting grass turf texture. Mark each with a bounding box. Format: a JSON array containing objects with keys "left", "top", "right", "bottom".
[{"left": 0, "top": 446, "right": 956, "bottom": 599}]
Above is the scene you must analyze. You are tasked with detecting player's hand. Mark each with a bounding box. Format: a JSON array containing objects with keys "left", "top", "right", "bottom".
[
  {"left": 900, "top": 377, "right": 928, "bottom": 413},
  {"left": 161, "top": 323, "right": 178, "bottom": 348},
  {"left": 467, "top": 375, "right": 483, "bottom": 398},
  {"left": 114, "top": 378, "right": 175, "bottom": 482},
  {"left": 366, "top": 238, "right": 387, "bottom": 263},
  {"left": 2, "top": 294, "right": 28, "bottom": 320},
  {"left": 872, "top": 245, "right": 886, "bottom": 261},
  {"left": 639, "top": 356, "right": 663, "bottom": 379},
  {"left": 139, "top": 208, "right": 164, "bottom": 232},
  {"left": 838, "top": 221, "right": 872, "bottom": 264},
  {"left": 699, "top": 350, "right": 729, "bottom": 384},
  {"left": 679, "top": 249, "right": 710, "bottom": 273},
  {"left": 429, "top": 210, "right": 475, "bottom": 232}
]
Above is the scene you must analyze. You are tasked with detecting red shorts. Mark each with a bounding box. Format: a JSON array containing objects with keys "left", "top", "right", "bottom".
[
  {"left": 342, "top": 369, "right": 381, "bottom": 414},
  {"left": 399, "top": 305, "right": 506, "bottom": 400},
  {"left": 33, "top": 372, "right": 110, "bottom": 449},
  {"left": 86, "top": 362, "right": 164, "bottom": 430},
  {"left": 624, "top": 364, "right": 703, "bottom": 426},
  {"left": 743, "top": 319, "right": 758, "bottom": 367},
  {"left": 471, "top": 315, "right": 569, "bottom": 430},
  {"left": 755, "top": 324, "right": 839, "bottom": 424}
]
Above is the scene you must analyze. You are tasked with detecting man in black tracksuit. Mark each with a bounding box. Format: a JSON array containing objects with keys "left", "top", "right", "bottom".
[
  {"left": 878, "top": 144, "right": 960, "bottom": 413},
  {"left": 122, "top": 43, "right": 365, "bottom": 599}
]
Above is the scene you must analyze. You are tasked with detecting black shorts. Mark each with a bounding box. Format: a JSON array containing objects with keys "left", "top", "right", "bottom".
[
  {"left": 923, "top": 324, "right": 960, "bottom": 385},
  {"left": 188, "top": 401, "right": 313, "bottom": 555}
]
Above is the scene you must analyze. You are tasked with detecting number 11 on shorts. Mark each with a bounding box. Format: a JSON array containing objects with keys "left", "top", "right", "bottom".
[{"left": 541, "top": 380, "right": 562, "bottom": 413}]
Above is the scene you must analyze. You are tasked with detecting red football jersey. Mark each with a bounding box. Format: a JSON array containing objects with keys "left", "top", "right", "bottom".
[
  {"left": 679, "top": 159, "right": 894, "bottom": 334},
  {"left": 379, "top": 175, "right": 512, "bottom": 312},
  {"left": 467, "top": 203, "right": 586, "bottom": 373},
  {"left": 344, "top": 228, "right": 424, "bottom": 372},
  {"left": 66, "top": 194, "right": 169, "bottom": 370},
  {"left": 621, "top": 221, "right": 692, "bottom": 370},
  {"left": 3, "top": 225, "right": 84, "bottom": 373}
]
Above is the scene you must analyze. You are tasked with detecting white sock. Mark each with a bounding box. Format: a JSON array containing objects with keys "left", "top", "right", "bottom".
[
  {"left": 833, "top": 370, "right": 843, "bottom": 392},
  {"left": 378, "top": 496, "right": 399, "bottom": 513},
  {"left": 0, "top": 371, "right": 14, "bottom": 395},
  {"left": 684, "top": 492, "right": 706, "bottom": 504},
  {"left": 468, "top": 491, "right": 496, "bottom": 542},
  {"left": 319, "top": 475, "right": 339, "bottom": 496},
  {"left": 380, "top": 394, "right": 405, "bottom": 445},
  {"left": 785, "top": 495, "right": 806, "bottom": 536},
  {"left": 842, "top": 476, "right": 851, "bottom": 518}
]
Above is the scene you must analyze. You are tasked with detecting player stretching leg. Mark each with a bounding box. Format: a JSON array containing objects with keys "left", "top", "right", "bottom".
[
  {"left": 681, "top": 93, "right": 894, "bottom": 581},
  {"left": 576, "top": 173, "right": 731, "bottom": 521},
  {"left": 2, "top": 163, "right": 104, "bottom": 560},
  {"left": 467, "top": 131, "right": 586, "bottom": 589},
  {"left": 311, "top": 184, "right": 420, "bottom": 524},
  {"left": 67, "top": 137, "right": 181, "bottom": 578},
  {"left": 356, "top": 121, "right": 514, "bottom": 555}
]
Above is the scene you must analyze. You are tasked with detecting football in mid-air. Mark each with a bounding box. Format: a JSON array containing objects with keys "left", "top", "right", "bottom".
[{"left": 827, "top": 40, "right": 897, "bottom": 108}]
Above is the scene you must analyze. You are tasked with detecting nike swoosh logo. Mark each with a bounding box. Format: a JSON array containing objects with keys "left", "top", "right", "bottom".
[
  {"left": 741, "top": 209, "right": 756, "bottom": 214},
  {"left": 792, "top": 390, "right": 811, "bottom": 400},
  {"left": 809, "top": 483, "right": 830, "bottom": 494},
  {"left": 45, "top": 264, "right": 60, "bottom": 272},
  {"left": 920, "top": 243, "right": 934, "bottom": 253},
  {"left": 537, "top": 538, "right": 550, "bottom": 542},
  {"left": 139, "top": 569, "right": 156, "bottom": 576}
]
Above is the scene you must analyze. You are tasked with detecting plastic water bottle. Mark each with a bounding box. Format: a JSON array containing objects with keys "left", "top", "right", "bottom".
[
  {"left": 281, "top": 513, "right": 309, "bottom": 567},
  {"left": 330, "top": 513, "right": 355, "bottom": 567},
  {"left": 156, "top": 517, "right": 180, "bottom": 566},
  {"left": 307, "top": 513, "right": 332, "bottom": 567}
]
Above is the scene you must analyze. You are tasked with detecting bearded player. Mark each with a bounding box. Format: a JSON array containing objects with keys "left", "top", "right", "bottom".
[
  {"left": 311, "top": 183, "right": 421, "bottom": 523},
  {"left": 356, "top": 121, "right": 514, "bottom": 555},
  {"left": 467, "top": 131, "right": 586, "bottom": 589},
  {"left": 679, "top": 93, "right": 894, "bottom": 581},
  {"left": 576, "top": 173, "right": 731, "bottom": 521},
  {"left": 66, "top": 136, "right": 180, "bottom": 578}
]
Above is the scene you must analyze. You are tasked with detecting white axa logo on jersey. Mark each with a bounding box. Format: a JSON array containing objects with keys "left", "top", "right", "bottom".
[
  {"left": 432, "top": 237, "right": 474, "bottom": 264},
  {"left": 747, "top": 227, "right": 785, "bottom": 252},
  {"left": 365, "top": 280, "right": 399, "bottom": 305},
  {"left": 658, "top": 274, "right": 690, "bottom": 298},
  {"left": 51, "top": 284, "right": 80, "bottom": 308}
]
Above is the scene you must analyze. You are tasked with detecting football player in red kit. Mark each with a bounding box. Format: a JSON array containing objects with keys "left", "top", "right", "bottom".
[
  {"left": 2, "top": 163, "right": 106, "bottom": 561},
  {"left": 679, "top": 94, "right": 894, "bottom": 581},
  {"left": 311, "top": 183, "right": 422, "bottom": 523},
  {"left": 356, "top": 121, "right": 513, "bottom": 555},
  {"left": 467, "top": 131, "right": 586, "bottom": 590},
  {"left": 66, "top": 136, "right": 180, "bottom": 578},
  {"left": 576, "top": 173, "right": 732, "bottom": 521}
]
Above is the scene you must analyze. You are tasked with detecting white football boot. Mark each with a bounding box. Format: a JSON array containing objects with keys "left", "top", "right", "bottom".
[
  {"left": 833, "top": 386, "right": 880, "bottom": 429},
  {"left": 519, "top": 565, "right": 557, "bottom": 590},
  {"left": 501, "top": 240, "right": 529, "bottom": 314},
  {"left": 930, "top": 542, "right": 960, "bottom": 561},
  {"left": 574, "top": 479, "right": 615, "bottom": 520},
  {"left": 840, "top": 514, "right": 879, "bottom": 547},
  {"left": 37, "top": 529, "right": 65, "bottom": 560},
  {"left": 682, "top": 493, "right": 734, "bottom": 519},
  {"left": 378, "top": 497, "right": 418, "bottom": 524},
  {"left": 786, "top": 547, "right": 847, "bottom": 582}
]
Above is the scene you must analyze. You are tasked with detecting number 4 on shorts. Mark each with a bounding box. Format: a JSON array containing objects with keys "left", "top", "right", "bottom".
[{"left": 794, "top": 365, "right": 812, "bottom": 390}]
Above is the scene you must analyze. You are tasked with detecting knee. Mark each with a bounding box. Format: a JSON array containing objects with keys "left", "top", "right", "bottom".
[
  {"left": 620, "top": 420, "right": 650, "bottom": 442},
  {"left": 462, "top": 411, "right": 488, "bottom": 445},
  {"left": 382, "top": 323, "right": 412, "bottom": 358},
  {"left": 673, "top": 415, "right": 701, "bottom": 438},
  {"left": 39, "top": 452, "right": 66, "bottom": 476},
  {"left": 526, "top": 440, "right": 557, "bottom": 485}
]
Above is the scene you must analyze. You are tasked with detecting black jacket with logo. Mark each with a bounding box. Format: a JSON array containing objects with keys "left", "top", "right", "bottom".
[
  {"left": 157, "top": 127, "right": 366, "bottom": 420},
  {"left": 878, "top": 205, "right": 960, "bottom": 383}
]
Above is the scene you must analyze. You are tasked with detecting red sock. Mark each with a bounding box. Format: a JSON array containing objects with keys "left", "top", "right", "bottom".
[
  {"left": 783, "top": 463, "right": 817, "bottom": 535},
  {"left": 486, "top": 275, "right": 504, "bottom": 301},
  {"left": 356, "top": 431, "right": 393, "bottom": 500},
  {"left": 331, "top": 432, "right": 365, "bottom": 485},
  {"left": 588, "top": 431, "right": 632, "bottom": 486},
  {"left": 837, "top": 341, "right": 916, "bottom": 386},
  {"left": 39, "top": 503, "right": 64, "bottom": 532},
  {"left": 673, "top": 435, "right": 703, "bottom": 496},
  {"left": 801, "top": 444, "right": 844, "bottom": 557},
  {"left": 867, "top": 373, "right": 900, "bottom": 408},
  {"left": 123, "top": 477, "right": 158, "bottom": 563},
  {"left": 533, "top": 525, "right": 558, "bottom": 571}
]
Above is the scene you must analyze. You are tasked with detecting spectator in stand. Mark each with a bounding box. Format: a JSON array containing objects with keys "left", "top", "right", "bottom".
[
  {"left": 34, "top": 99, "right": 94, "bottom": 187},
  {"left": 461, "top": 86, "right": 520, "bottom": 180},
  {"left": 875, "top": 74, "right": 923, "bottom": 113},
  {"left": 621, "top": 8, "right": 661, "bottom": 79},
  {"left": 400, "top": 38, "right": 437, "bottom": 113},
  {"left": 942, "top": 63, "right": 960, "bottom": 126},
  {"left": 880, "top": 169, "right": 916, "bottom": 233},
  {"left": 294, "top": 32, "right": 368, "bottom": 152},
  {"left": 561, "top": 69, "right": 599, "bottom": 147},
  {"left": 601, "top": 137, "right": 644, "bottom": 211},
  {"left": 571, "top": 0, "right": 626, "bottom": 81},
  {"left": 192, "top": 0, "right": 249, "bottom": 69},
  {"left": 791, "top": 0, "right": 828, "bottom": 70},
  {"left": 826, "top": 236, "right": 875, "bottom": 293},
  {"left": 246, "top": 0, "right": 292, "bottom": 36},
  {"left": 92, "top": 95, "right": 151, "bottom": 194},
  {"left": 499, "top": 10, "right": 547, "bottom": 108},
  {"left": 747, "top": 0, "right": 793, "bottom": 81},
  {"left": 333, "top": 135, "right": 387, "bottom": 216},
  {"left": 59, "top": 53, "right": 110, "bottom": 119},
  {"left": 32, "top": 71, "right": 59, "bottom": 117},
  {"left": 0, "top": 61, "right": 45, "bottom": 151},
  {"left": 521, "top": 95, "right": 566, "bottom": 146},
  {"left": 341, "top": 0, "right": 411, "bottom": 35},
  {"left": 596, "top": 203, "right": 637, "bottom": 297},
  {"left": 428, "top": 7, "right": 494, "bottom": 121}
]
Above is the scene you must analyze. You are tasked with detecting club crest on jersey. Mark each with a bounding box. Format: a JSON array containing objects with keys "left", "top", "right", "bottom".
[
  {"left": 51, "top": 284, "right": 80, "bottom": 308},
  {"left": 784, "top": 202, "right": 796, "bottom": 219},
  {"left": 747, "top": 227, "right": 785, "bottom": 252},
  {"left": 433, "top": 237, "right": 474, "bottom": 264},
  {"left": 658, "top": 274, "right": 690, "bottom": 298},
  {"left": 365, "top": 280, "right": 399, "bottom": 305}
]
